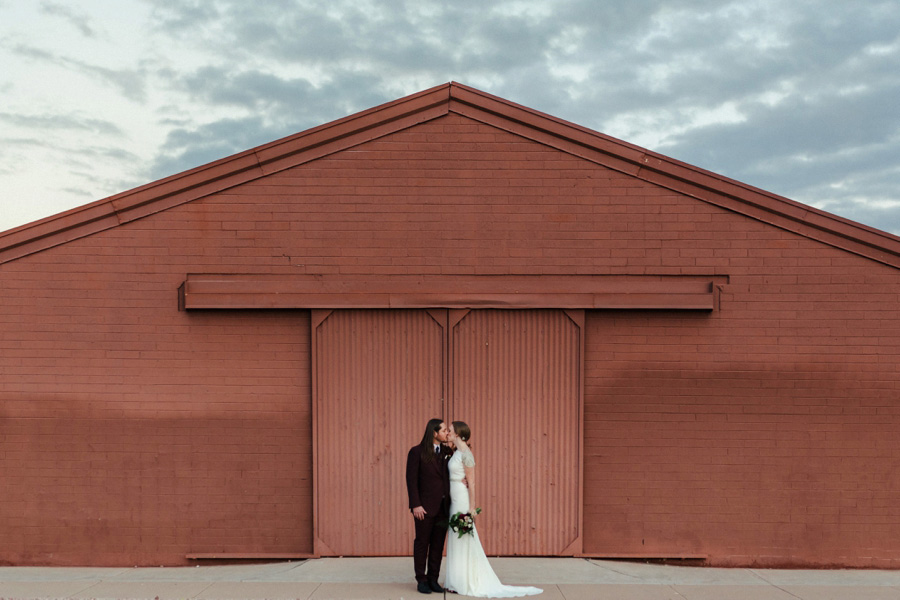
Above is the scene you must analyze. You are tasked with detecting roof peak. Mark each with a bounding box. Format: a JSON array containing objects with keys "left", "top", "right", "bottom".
[{"left": 2, "top": 83, "right": 900, "bottom": 268}]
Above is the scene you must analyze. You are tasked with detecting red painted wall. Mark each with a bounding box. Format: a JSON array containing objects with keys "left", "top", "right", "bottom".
[
  {"left": 1, "top": 112, "right": 899, "bottom": 566},
  {"left": 584, "top": 274, "right": 900, "bottom": 567},
  {"left": 574, "top": 183, "right": 900, "bottom": 567},
  {"left": 0, "top": 256, "right": 313, "bottom": 564}
]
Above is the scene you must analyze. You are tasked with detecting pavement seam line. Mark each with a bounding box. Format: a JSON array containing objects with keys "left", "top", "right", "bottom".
[
  {"left": 263, "top": 560, "right": 311, "bottom": 579},
  {"left": 746, "top": 569, "right": 804, "bottom": 600},
  {"left": 307, "top": 581, "right": 323, "bottom": 600},
  {"left": 66, "top": 579, "right": 105, "bottom": 597},
  {"left": 192, "top": 580, "right": 216, "bottom": 599},
  {"left": 582, "top": 558, "right": 642, "bottom": 580},
  {"left": 669, "top": 584, "right": 689, "bottom": 599}
]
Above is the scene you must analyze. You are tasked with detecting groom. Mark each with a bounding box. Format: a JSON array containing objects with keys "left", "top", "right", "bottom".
[{"left": 406, "top": 418, "right": 451, "bottom": 594}]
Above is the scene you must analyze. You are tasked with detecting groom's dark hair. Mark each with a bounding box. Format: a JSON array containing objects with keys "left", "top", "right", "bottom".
[{"left": 420, "top": 418, "right": 444, "bottom": 464}]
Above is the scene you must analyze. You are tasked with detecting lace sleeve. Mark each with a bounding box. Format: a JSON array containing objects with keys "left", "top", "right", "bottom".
[{"left": 460, "top": 448, "right": 476, "bottom": 468}]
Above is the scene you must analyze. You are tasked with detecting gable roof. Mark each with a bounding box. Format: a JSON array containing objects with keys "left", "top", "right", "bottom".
[{"left": 2, "top": 82, "right": 900, "bottom": 268}]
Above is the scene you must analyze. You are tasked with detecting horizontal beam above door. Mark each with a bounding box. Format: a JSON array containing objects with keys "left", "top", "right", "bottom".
[{"left": 180, "top": 274, "right": 720, "bottom": 311}]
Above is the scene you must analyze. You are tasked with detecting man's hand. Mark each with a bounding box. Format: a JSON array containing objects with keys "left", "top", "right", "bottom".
[
  {"left": 412, "top": 506, "right": 427, "bottom": 520},
  {"left": 462, "top": 477, "right": 469, "bottom": 488}
]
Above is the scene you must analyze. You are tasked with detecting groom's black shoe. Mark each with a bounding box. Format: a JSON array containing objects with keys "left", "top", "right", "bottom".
[
  {"left": 428, "top": 580, "right": 444, "bottom": 593},
  {"left": 417, "top": 581, "right": 432, "bottom": 594}
]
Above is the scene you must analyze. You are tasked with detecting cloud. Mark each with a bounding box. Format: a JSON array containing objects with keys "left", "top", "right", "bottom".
[
  {"left": 24, "top": 0, "right": 891, "bottom": 238},
  {"left": 815, "top": 198, "right": 900, "bottom": 237},
  {"left": 177, "top": 68, "right": 317, "bottom": 112},
  {"left": 11, "top": 43, "right": 148, "bottom": 103},
  {"left": 147, "top": 47, "right": 441, "bottom": 180},
  {"left": 652, "top": 72, "right": 900, "bottom": 216},
  {"left": 147, "top": 66, "right": 398, "bottom": 180},
  {"left": 0, "top": 111, "right": 125, "bottom": 136},
  {"left": 149, "top": 115, "right": 285, "bottom": 180},
  {"left": 146, "top": 0, "right": 602, "bottom": 87},
  {"left": 0, "top": 120, "right": 143, "bottom": 210},
  {"left": 40, "top": 1, "right": 99, "bottom": 37},
  {"left": 60, "top": 186, "right": 98, "bottom": 198}
]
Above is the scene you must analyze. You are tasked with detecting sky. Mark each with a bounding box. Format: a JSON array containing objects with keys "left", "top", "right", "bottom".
[{"left": 1, "top": 0, "right": 899, "bottom": 236}]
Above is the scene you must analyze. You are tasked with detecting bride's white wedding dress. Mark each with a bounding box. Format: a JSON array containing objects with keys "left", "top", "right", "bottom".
[{"left": 443, "top": 447, "right": 542, "bottom": 598}]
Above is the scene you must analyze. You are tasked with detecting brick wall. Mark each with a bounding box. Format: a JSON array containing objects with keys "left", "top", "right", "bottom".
[
  {"left": 1, "top": 113, "right": 898, "bottom": 565},
  {"left": 0, "top": 243, "right": 312, "bottom": 565},
  {"left": 583, "top": 233, "right": 900, "bottom": 567}
]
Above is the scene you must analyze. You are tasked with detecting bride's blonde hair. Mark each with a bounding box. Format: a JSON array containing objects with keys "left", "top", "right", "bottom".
[{"left": 452, "top": 421, "right": 471, "bottom": 443}]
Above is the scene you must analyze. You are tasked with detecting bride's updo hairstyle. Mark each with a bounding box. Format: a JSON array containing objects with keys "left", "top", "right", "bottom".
[{"left": 452, "top": 421, "right": 471, "bottom": 443}]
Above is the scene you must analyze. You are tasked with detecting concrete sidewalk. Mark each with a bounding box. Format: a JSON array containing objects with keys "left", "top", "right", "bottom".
[{"left": 2, "top": 557, "right": 900, "bottom": 599}]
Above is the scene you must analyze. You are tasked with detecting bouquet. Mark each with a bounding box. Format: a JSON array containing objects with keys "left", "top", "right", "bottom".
[{"left": 448, "top": 507, "right": 482, "bottom": 538}]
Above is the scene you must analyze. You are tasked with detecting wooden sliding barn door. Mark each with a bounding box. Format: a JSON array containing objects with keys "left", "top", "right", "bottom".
[
  {"left": 313, "top": 309, "right": 445, "bottom": 555},
  {"left": 313, "top": 308, "right": 582, "bottom": 556},
  {"left": 449, "top": 309, "right": 582, "bottom": 555}
]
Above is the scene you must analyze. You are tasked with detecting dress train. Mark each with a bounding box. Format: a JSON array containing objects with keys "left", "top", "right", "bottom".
[{"left": 443, "top": 448, "right": 542, "bottom": 598}]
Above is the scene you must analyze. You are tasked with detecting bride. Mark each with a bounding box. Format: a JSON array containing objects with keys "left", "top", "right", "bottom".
[{"left": 444, "top": 421, "right": 542, "bottom": 598}]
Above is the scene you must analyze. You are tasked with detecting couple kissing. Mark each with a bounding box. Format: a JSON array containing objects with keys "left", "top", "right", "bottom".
[{"left": 406, "top": 419, "right": 542, "bottom": 597}]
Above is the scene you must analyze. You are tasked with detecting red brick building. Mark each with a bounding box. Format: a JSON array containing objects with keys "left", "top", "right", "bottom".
[{"left": 1, "top": 83, "right": 899, "bottom": 567}]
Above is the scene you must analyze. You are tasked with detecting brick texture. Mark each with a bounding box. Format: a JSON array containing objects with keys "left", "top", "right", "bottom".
[
  {"left": 583, "top": 260, "right": 900, "bottom": 567},
  {"left": 1, "top": 113, "right": 899, "bottom": 566}
]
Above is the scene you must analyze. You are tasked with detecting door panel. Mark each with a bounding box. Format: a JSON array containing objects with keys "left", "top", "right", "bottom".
[
  {"left": 449, "top": 309, "right": 581, "bottom": 555},
  {"left": 314, "top": 309, "right": 444, "bottom": 555}
]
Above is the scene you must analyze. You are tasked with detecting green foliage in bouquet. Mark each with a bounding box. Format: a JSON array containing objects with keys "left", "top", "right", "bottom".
[{"left": 447, "top": 507, "right": 482, "bottom": 538}]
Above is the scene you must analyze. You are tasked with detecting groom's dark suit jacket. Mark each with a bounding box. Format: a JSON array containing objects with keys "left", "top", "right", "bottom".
[{"left": 406, "top": 444, "right": 451, "bottom": 516}]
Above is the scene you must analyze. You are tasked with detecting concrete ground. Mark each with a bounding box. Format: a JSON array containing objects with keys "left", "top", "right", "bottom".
[{"left": 2, "top": 557, "right": 900, "bottom": 599}]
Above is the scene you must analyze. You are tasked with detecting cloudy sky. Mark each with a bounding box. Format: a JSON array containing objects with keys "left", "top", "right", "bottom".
[{"left": 1, "top": 0, "right": 899, "bottom": 236}]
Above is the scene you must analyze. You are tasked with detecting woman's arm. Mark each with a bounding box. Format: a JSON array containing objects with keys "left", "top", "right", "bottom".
[
  {"left": 464, "top": 463, "right": 475, "bottom": 511},
  {"left": 454, "top": 439, "right": 477, "bottom": 510}
]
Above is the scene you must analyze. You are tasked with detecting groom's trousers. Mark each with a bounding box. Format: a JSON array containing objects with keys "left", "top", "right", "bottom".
[{"left": 413, "top": 514, "right": 448, "bottom": 583}]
